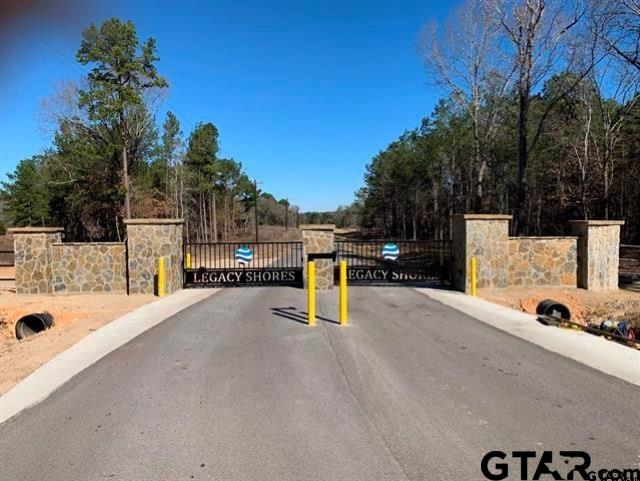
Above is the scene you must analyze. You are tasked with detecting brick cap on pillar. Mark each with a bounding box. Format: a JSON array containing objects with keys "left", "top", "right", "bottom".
[
  {"left": 450, "top": 214, "right": 512, "bottom": 220},
  {"left": 8, "top": 227, "right": 64, "bottom": 234},
  {"left": 123, "top": 218, "right": 184, "bottom": 225},
  {"left": 299, "top": 224, "right": 335, "bottom": 230},
  {"left": 568, "top": 220, "right": 625, "bottom": 226}
]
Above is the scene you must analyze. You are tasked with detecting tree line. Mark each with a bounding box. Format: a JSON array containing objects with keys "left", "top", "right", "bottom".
[
  {"left": 358, "top": 0, "right": 640, "bottom": 243},
  {"left": 1, "top": 18, "right": 298, "bottom": 242}
]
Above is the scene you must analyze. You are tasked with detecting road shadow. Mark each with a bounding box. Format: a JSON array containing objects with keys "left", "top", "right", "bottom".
[{"left": 271, "top": 307, "right": 339, "bottom": 325}]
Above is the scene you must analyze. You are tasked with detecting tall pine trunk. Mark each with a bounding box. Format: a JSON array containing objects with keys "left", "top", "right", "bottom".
[
  {"left": 212, "top": 193, "right": 218, "bottom": 242},
  {"left": 122, "top": 145, "right": 132, "bottom": 219}
]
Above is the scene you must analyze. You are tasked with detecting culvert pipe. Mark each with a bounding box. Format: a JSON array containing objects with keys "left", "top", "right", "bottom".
[
  {"left": 536, "top": 299, "right": 571, "bottom": 321},
  {"left": 15, "top": 312, "right": 55, "bottom": 340}
]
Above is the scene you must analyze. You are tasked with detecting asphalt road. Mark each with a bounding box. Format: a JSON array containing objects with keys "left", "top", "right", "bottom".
[{"left": 1, "top": 286, "right": 639, "bottom": 481}]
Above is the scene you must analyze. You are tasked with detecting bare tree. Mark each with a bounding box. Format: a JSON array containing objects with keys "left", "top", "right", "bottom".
[
  {"left": 589, "top": 0, "right": 640, "bottom": 218},
  {"left": 420, "top": 0, "right": 514, "bottom": 211},
  {"left": 489, "top": 0, "right": 590, "bottom": 233},
  {"left": 589, "top": 61, "right": 639, "bottom": 218},
  {"left": 592, "top": 0, "right": 640, "bottom": 71}
]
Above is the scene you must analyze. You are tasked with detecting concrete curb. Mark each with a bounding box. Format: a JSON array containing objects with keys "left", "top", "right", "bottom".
[
  {"left": 0, "top": 289, "right": 218, "bottom": 424},
  {"left": 416, "top": 288, "right": 640, "bottom": 387}
]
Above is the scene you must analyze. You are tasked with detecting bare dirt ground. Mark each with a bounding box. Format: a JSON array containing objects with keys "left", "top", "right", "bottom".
[
  {"left": 479, "top": 286, "right": 640, "bottom": 327},
  {"left": 0, "top": 288, "right": 153, "bottom": 395}
]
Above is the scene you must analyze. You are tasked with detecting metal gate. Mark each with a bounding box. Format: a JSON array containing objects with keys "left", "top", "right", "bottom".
[
  {"left": 184, "top": 241, "right": 303, "bottom": 287},
  {"left": 334, "top": 240, "right": 451, "bottom": 285}
]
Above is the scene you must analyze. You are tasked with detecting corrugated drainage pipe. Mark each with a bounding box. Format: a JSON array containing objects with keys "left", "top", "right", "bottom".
[
  {"left": 15, "top": 312, "right": 55, "bottom": 340},
  {"left": 536, "top": 299, "right": 571, "bottom": 321}
]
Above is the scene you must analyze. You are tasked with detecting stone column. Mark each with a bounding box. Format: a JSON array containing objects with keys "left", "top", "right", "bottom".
[
  {"left": 9, "top": 227, "right": 64, "bottom": 294},
  {"left": 301, "top": 224, "right": 335, "bottom": 290},
  {"left": 125, "top": 219, "right": 184, "bottom": 295},
  {"left": 450, "top": 214, "right": 511, "bottom": 293},
  {"left": 569, "top": 220, "right": 624, "bottom": 290}
]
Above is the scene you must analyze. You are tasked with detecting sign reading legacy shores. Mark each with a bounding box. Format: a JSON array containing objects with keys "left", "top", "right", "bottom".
[
  {"left": 185, "top": 268, "right": 303, "bottom": 287},
  {"left": 337, "top": 266, "right": 436, "bottom": 283}
]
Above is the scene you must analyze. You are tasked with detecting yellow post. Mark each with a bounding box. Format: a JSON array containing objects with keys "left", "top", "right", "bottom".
[
  {"left": 307, "top": 261, "right": 316, "bottom": 326},
  {"left": 185, "top": 252, "right": 191, "bottom": 269},
  {"left": 469, "top": 256, "right": 477, "bottom": 297},
  {"left": 339, "top": 260, "right": 348, "bottom": 325},
  {"left": 158, "top": 256, "right": 166, "bottom": 297}
]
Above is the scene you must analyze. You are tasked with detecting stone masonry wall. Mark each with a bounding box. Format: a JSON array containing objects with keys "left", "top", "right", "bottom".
[
  {"left": 451, "top": 215, "right": 511, "bottom": 292},
  {"left": 51, "top": 243, "right": 126, "bottom": 293},
  {"left": 451, "top": 215, "right": 623, "bottom": 292},
  {"left": 125, "top": 219, "right": 183, "bottom": 295},
  {"left": 507, "top": 237, "right": 577, "bottom": 287},
  {"left": 468, "top": 219, "right": 510, "bottom": 289},
  {"left": 10, "top": 228, "right": 63, "bottom": 294},
  {"left": 301, "top": 224, "right": 335, "bottom": 290},
  {"left": 570, "top": 220, "right": 624, "bottom": 290}
]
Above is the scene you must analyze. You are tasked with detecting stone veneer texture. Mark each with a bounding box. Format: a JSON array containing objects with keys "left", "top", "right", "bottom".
[
  {"left": 467, "top": 219, "right": 510, "bottom": 289},
  {"left": 301, "top": 225, "right": 334, "bottom": 290},
  {"left": 507, "top": 237, "right": 577, "bottom": 287},
  {"left": 572, "top": 222, "right": 622, "bottom": 290},
  {"left": 126, "top": 222, "right": 183, "bottom": 294},
  {"left": 452, "top": 215, "right": 511, "bottom": 292},
  {"left": 13, "top": 231, "right": 62, "bottom": 294},
  {"left": 51, "top": 243, "right": 126, "bottom": 293}
]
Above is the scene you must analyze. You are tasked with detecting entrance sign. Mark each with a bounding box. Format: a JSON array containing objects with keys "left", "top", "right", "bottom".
[
  {"left": 343, "top": 266, "right": 433, "bottom": 283},
  {"left": 184, "top": 241, "right": 303, "bottom": 288},
  {"left": 183, "top": 239, "right": 450, "bottom": 288},
  {"left": 334, "top": 240, "right": 451, "bottom": 285},
  {"left": 184, "top": 268, "right": 302, "bottom": 287},
  {"left": 235, "top": 246, "right": 253, "bottom": 264}
]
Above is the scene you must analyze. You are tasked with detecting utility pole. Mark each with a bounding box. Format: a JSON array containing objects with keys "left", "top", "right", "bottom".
[
  {"left": 284, "top": 198, "right": 289, "bottom": 231},
  {"left": 253, "top": 180, "right": 260, "bottom": 242}
]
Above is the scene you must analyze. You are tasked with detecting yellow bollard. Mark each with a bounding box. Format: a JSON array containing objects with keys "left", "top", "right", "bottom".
[
  {"left": 185, "top": 252, "right": 191, "bottom": 269},
  {"left": 469, "top": 256, "right": 477, "bottom": 297},
  {"left": 158, "top": 256, "right": 166, "bottom": 297},
  {"left": 339, "top": 260, "right": 348, "bottom": 325},
  {"left": 307, "top": 261, "right": 316, "bottom": 326}
]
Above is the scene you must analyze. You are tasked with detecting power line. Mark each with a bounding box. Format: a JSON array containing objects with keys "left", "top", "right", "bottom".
[{"left": 10, "top": 26, "right": 85, "bottom": 77}]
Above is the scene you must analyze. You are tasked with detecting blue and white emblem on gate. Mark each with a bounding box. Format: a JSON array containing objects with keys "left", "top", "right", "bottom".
[
  {"left": 235, "top": 246, "right": 253, "bottom": 265},
  {"left": 381, "top": 243, "right": 399, "bottom": 261}
]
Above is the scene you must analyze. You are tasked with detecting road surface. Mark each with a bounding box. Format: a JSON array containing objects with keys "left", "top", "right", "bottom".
[{"left": 1, "top": 286, "right": 638, "bottom": 480}]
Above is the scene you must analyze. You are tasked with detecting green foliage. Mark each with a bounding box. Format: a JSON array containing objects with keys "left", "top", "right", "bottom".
[
  {"left": 185, "top": 122, "right": 219, "bottom": 190},
  {"left": 2, "top": 18, "right": 290, "bottom": 241},
  {"left": 359, "top": 71, "right": 640, "bottom": 241},
  {"left": 301, "top": 204, "right": 361, "bottom": 228},
  {"left": 76, "top": 18, "right": 167, "bottom": 124},
  {"left": 2, "top": 156, "right": 52, "bottom": 227},
  {"left": 160, "top": 111, "right": 182, "bottom": 178}
]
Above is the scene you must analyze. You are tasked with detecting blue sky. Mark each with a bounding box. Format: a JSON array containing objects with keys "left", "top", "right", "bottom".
[{"left": 0, "top": 0, "right": 453, "bottom": 211}]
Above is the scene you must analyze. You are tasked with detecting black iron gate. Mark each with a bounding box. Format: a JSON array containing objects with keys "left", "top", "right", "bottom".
[
  {"left": 183, "top": 239, "right": 451, "bottom": 287},
  {"left": 334, "top": 240, "right": 451, "bottom": 285},
  {"left": 184, "top": 241, "right": 303, "bottom": 287}
]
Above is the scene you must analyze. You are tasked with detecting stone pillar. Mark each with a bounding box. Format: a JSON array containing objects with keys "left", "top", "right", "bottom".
[
  {"left": 450, "top": 214, "right": 511, "bottom": 293},
  {"left": 125, "top": 219, "right": 184, "bottom": 295},
  {"left": 301, "top": 224, "right": 335, "bottom": 290},
  {"left": 9, "top": 227, "right": 64, "bottom": 294},
  {"left": 569, "top": 220, "right": 624, "bottom": 290}
]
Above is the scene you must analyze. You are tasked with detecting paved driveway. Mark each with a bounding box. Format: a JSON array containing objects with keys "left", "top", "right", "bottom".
[{"left": 1, "top": 286, "right": 638, "bottom": 480}]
